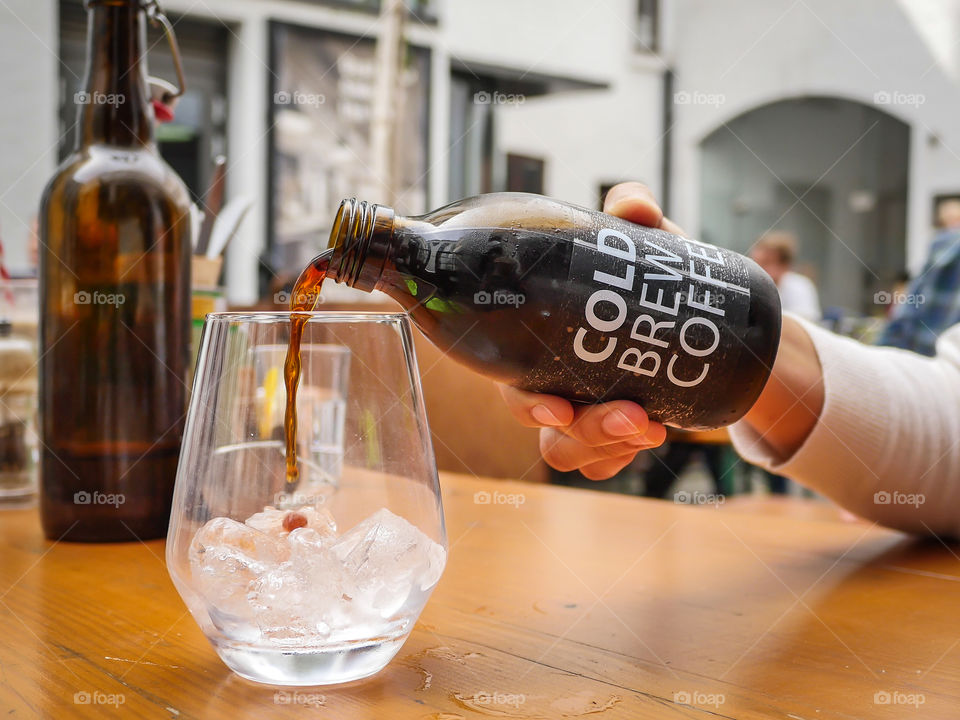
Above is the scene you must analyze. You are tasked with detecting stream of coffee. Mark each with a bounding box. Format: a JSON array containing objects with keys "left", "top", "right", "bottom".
[{"left": 283, "top": 248, "right": 335, "bottom": 488}]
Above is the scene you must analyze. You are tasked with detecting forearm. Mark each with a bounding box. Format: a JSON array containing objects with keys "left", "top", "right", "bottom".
[{"left": 731, "top": 315, "right": 960, "bottom": 536}]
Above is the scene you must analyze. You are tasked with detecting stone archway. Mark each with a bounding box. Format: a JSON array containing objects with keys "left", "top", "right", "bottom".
[{"left": 699, "top": 96, "right": 910, "bottom": 314}]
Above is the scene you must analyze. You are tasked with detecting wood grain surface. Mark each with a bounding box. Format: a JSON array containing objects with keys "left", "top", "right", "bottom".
[{"left": 1, "top": 473, "right": 957, "bottom": 718}]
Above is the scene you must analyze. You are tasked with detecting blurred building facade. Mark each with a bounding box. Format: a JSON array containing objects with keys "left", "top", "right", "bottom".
[{"left": 3, "top": 0, "right": 960, "bottom": 313}]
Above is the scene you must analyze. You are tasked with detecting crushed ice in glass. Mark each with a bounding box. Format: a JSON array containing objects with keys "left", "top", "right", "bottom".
[{"left": 189, "top": 506, "right": 445, "bottom": 646}]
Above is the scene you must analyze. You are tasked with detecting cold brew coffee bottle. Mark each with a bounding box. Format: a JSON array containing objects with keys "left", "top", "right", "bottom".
[
  {"left": 38, "top": 0, "right": 192, "bottom": 541},
  {"left": 315, "top": 193, "right": 781, "bottom": 429}
]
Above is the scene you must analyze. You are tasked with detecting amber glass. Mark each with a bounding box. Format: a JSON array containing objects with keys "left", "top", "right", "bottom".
[{"left": 38, "top": 0, "right": 192, "bottom": 541}]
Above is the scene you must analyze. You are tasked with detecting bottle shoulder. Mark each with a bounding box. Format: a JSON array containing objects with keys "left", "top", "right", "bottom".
[
  {"left": 41, "top": 144, "right": 191, "bottom": 211},
  {"left": 420, "top": 192, "right": 591, "bottom": 231}
]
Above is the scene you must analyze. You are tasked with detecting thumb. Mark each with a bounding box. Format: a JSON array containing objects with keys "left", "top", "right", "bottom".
[{"left": 603, "top": 182, "right": 664, "bottom": 227}]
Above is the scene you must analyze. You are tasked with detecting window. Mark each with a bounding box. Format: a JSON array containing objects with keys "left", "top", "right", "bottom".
[
  {"left": 506, "top": 155, "right": 545, "bottom": 194},
  {"left": 267, "top": 22, "right": 431, "bottom": 282}
]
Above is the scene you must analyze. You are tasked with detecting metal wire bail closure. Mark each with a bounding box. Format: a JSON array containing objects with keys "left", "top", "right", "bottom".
[{"left": 141, "top": 0, "right": 186, "bottom": 103}]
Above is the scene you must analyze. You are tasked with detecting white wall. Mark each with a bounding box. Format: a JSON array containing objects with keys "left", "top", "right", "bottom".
[
  {"left": 669, "top": 0, "right": 960, "bottom": 273},
  {"left": 443, "top": 0, "right": 634, "bottom": 84},
  {"left": 0, "top": 0, "right": 59, "bottom": 274},
  {"left": 450, "top": 0, "right": 665, "bottom": 209}
]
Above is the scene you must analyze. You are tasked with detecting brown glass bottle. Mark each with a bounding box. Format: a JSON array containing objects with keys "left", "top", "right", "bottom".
[
  {"left": 38, "top": 0, "right": 191, "bottom": 541},
  {"left": 314, "top": 193, "right": 781, "bottom": 430}
]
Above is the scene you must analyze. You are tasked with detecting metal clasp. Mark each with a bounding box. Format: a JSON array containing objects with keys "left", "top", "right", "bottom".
[{"left": 142, "top": 0, "right": 186, "bottom": 103}]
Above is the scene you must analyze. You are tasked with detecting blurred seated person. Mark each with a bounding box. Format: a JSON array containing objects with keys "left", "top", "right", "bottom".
[{"left": 878, "top": 199, "right": 960, "bottom": 356}]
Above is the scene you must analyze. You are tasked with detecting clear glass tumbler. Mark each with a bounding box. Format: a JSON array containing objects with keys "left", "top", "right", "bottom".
[{"left": 167, "top": 312, "right": 446, "bottom": 685}]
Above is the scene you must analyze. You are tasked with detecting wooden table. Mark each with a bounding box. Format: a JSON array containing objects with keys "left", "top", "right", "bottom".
[{"left": 2, "top": 473, "right": 958, "bottom": 718}]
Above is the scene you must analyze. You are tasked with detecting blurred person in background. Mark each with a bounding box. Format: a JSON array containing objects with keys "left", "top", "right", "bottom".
[
  {"left": 749, "top": 232, "right": 821, "bottom": 323},
  {"left": 501, "top": 182, "right": 960, "bottom": 537},
  {"left": 886, "top": 270, "right": 911, "bottom": 318},
  {"left": 878, "top": 198, "right": 960, "bottom": 356}
]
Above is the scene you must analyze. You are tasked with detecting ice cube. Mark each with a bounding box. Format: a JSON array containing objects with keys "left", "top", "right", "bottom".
[
  {"left": 331, "top": 509, "right": 446, "bottom": 618},
  {"left": 250, "top": 567, "right": 333, "bottom": 645},
  {"left": 244, "top": 505, "right": 337, "bottom": 538},
  {"left": 190, "top": 516, "right": 288, "bottom": 581},
  {"left": 249, "top": 527, "right": 343, "bottom": 644},
  {"left": 243, "top": 506, "right": 284, "bottom": 534},
  {"left": 189, "top": 517, "right": 289, "bottom": 638}
]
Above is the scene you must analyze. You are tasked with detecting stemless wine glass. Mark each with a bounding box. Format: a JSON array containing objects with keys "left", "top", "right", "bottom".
[{"left": 166, "top": 312, "right": 446, "bottom": 686}]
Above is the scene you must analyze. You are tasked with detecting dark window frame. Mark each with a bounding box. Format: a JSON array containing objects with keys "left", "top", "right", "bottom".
[{"left": 635, "top": 0, "right": 659, "bottom": 53}]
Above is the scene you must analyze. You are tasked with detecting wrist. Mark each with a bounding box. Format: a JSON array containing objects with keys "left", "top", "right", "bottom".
[{"left": 742, "top": 316, "right": 824, "bottom": 459}]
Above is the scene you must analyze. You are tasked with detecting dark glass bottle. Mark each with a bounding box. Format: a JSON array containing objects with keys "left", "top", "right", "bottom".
[
  {"left": 38, "top": 0, "right": 192, "bottom": 541},
  {"left": 321, "top": 193, "right": 781, "bottom": 429}
]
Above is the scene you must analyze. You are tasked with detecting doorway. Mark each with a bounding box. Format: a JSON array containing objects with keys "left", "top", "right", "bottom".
[{"left": 699, "top": 97, "right": 909, "bottom": 314}]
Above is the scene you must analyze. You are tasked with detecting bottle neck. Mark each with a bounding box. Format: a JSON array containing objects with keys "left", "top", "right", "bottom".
[
  {"left": 328, "top": 199, "right": 397, "bottom": 292},
  {"left": 77, "top": 0, "right": 154, "bottom": 149}
]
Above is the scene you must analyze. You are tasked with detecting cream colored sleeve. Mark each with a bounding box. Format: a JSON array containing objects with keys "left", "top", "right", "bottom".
[{"left": 729, "top": 316, "right": 960, "bottom": 536}]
